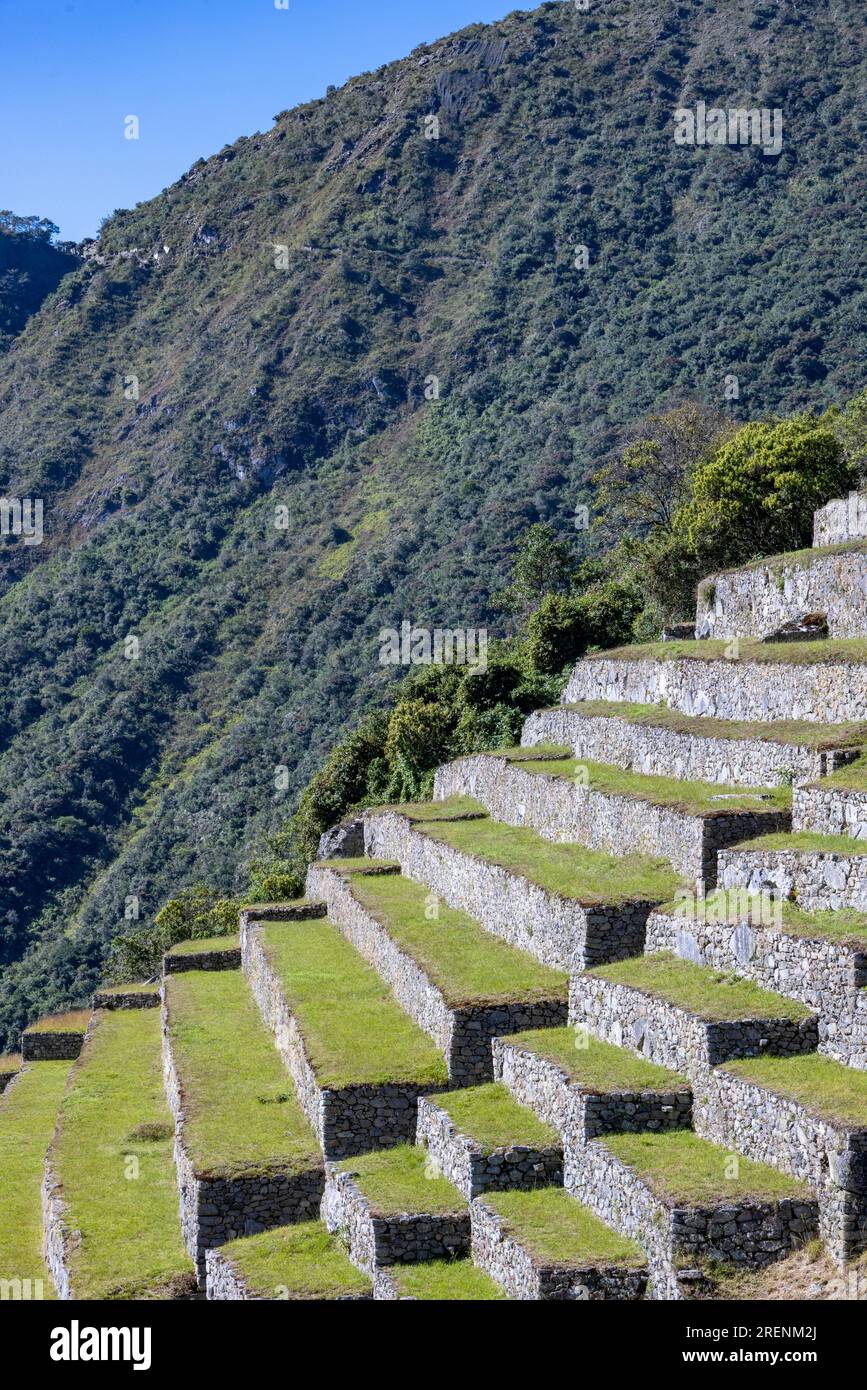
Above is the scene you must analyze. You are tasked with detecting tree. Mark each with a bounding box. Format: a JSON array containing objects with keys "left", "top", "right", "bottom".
[{"left": 492, "top": 523, "right": 575, "bottom": 620}]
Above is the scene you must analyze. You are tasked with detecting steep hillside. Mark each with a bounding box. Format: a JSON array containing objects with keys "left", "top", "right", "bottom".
[
  {"left": 1, "top": 0, "right": 866, "bottom": 1043},
  {"left": 0, "top": 215, "right": 79, "bottom": 350}
]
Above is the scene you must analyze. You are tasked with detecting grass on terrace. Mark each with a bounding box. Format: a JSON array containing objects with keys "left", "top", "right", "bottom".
[
  {"left": 335, "top": 1143, "right": 464, "bottom": 1216},
  {"left": 49, "top": 1009, "right": 194, "bottom": 1298},
  {"left": 504, "top": 1026, "right": 689, "bottom": 1094},
  {"left": 167, "top": 934, "right": 240, "bottom": 956},
  {"left": 724, "top": 1054, "right": 867, "bottom": 1129},
  {"left": 698, "top": 538, "right": 867, "bottom": 582},
  {"left": 163, "top": 970, "right": 321, "bottom": 1180},
  {"left": 24, "top": 1010, "right": 91, "bottom": 1035},
  {"left": 407, "top": 799, "right": 681, "bottom": 905},
  {"left": 374, "top": 796, "right": 484, "bottom": 821},
  {"left": 585, "top": 638, "right": 867, "bottom": 666},
  {"left": 733, "top": 830, "right": 867, "bottom": 855},
  {"left": 661, "top": 887, "right": 867, "bottom": 950},
  {"left": 346, "top": 869, "right": 567, "bottom": 1007},
  {"left": 601, "top": 1130, "right": 811, "bottom": 1204},
  {"left": 482, "top": 1187, "right": 645, "bottom": 1267},
  {"left": 0, "top": 1052, "right": 22, "bottom": 1073},
  {"left": 811, "top": 751, "right": 867, "bottom": 792},
  {"left": 589, "top": 953, "right": 812, "bottom": 1022},
  {"left": 491, "top": 750, "right": 790, "bottom": 817},
  {"left": 428, "top": 1082, "right": 559, "bottom": 1153},
  {"left": 261, "top": 919, "right": 448, "bottom": 1089},
  {"left": 95, "top": 982, "right": 160, "bottom": 996},
  {"left": 217, "top": 1221, "right": 371, "bottom": 1300},
  {"left": 384, "top": 1258, "right": 508, "bottom": 1300},
  {"left": 0, "top": 1061, "right": 71, "bottom": 1298},
  {"left": 544, "top": 702, "right": 867, "bottom": 751}
]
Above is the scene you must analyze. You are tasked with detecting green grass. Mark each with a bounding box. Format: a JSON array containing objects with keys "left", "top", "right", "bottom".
[
  {"left": 587, "top": 639, "right": 867, "bottom": 666},
  {"left": 25, "top": 1009, "right": 91, "bottom": 1035},
  {"left": 167, "top": 934, "right": 240, "bottom": 956},
  {"left": 217, "top": 1220, "right": 371, "bottom": 1300},
  {"left": 428, "top": 1083, "right": 559, "bottom": 1152},
  {"left": 347, "top": 870, "right": 567, "bottom": 1008},
  {"left": 590, "top": 953, "right": 812, "bottom": 1022},
  {"left": 482, "top": 1188, "right": 645, "bottom": 1267},
  {"left": 411, "top": 800, "right": 681, "bottom": 905},
  {"left": 335, "top": 1143, "right": 464, "bottom": 1216},
  {"left": 163, "top": 971, "right": 320, "bottom": 1180},
  {"left": 262, "top": 920, "right": 448, "bottom": 1089},
  {"left": 493, "top": 751, "right": 790, "bottom": 817},
  {"left": 385, "top": 1258, "right": 508, "bottom": 1300},
  {"left": 667, "top": 888, "right": 867, "bottom": 950},
  {"left": 49, "top": 1009, "right": 194, "bottom": 1298},
  {"left": 602, "top": 1130, "right": 811, "bottom": 1204},
  {"left": 810, "top": 750, "right": 867, "bottom": 792},
  {"left": 96, "top": 982, "right": 160, "bottom": 996},
  {"left": 504, "top": 1026, "right": 689, "bottom": 1093},
  {"left": 548, "top": 702, "right": 867, "bottom": 751},
  {"left": 698, "top": 538, "right": 867, "bottom": 581},
  {"left": 378, "top": 797, "right": 484, "bottom": 821},
  {"left": 0, "top": 1061, "right": 71, "bottom": 1297},
  {"left": 724, "top": 1054, "right": 867, "bottom": 1129},
  {"left": 733, "top": 830, "right": 867, "bottom": 855}
]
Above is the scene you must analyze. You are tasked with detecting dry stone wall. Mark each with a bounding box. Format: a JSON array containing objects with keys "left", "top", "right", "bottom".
[
  {"left": 22, "top": 1032, "right": 84, "bottom": 1062},
  {"left": 718, "top": 845, "right": 867, "bottom": 912},
  {"left": 695, "top": 548, "right": 867, "bottom": 641},
  {"left": 814, "top": 493, "right": 867, "bottom": 547},
  {"left": 163, "top": 945, "right": 241, "bottom": 974},
  {"left": 794, "top": 783, "right": 867, "bottom": 839},
  {"left": 364, "top": 808, "right": 650, "bottom": 971},
  {"left": 415, "top": 1096, "right": 562, "bottom": 1200},
  {"left": 321, "top": 1167, "right": 470, "bottom": 1274}
]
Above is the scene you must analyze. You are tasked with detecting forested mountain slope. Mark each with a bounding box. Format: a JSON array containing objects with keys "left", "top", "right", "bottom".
[{"left": 0, "top": 0, "right": 865, "bottom": 1043}]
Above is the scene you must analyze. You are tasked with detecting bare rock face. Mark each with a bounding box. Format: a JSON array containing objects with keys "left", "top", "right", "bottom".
[{"left": 317, "top": 817, "right": 366, "bottom": 860}]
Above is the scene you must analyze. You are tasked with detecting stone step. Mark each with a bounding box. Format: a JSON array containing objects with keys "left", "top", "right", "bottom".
[
  {"left": 21, "top": 1010, "right": 91, "bottom": 1062},
  {"left": 562, "top": 640, "right": 867, "bottom": 724},
  {"left": 363, "top": 800, "right": 681, "bottom": 972},
  {"left": 92, "top": 984, "right": 160, "bottom": 1010},
  {"left": 718, "top": 832, "right": 867, "bottom": 911},
  {"left": 434, "top": 750, "right": 789, "bottom": 886},
  {"left": 695, "top": 542, "right": 867, "bottom": 642},
  {"left": 696, "top": 1053, "right": 867, "bottom": 1266},
  {"left": 0, "top": 1059, "right": 71, "bottom": 1301},
  {"left": 161, "top": 967, "right": 325, "bottom": 1286},
  {"left": 646, "top": 890, "right": 867, "bottom": 1070},
  {"left": 416, "top": 1083, "right": 563, "bottom": 1199},
  {"left": 163, "top": 934, "right": 241, "bottom": 974},
  {"left": 205, "top": 1219, "right": 373, "bottom": 1300},
  {"left": 322, "top": 1144, "right": 470, "bottom": 1274},
  {"left": 493, "top": 1027, "right": 692, "bottom": 1144},
  {"left": 240, "top": 905, "right": 448, "bottom": 1160},
  {"left": 306, "top": 859, "right": 567, "bottom": 1083},
  {"left": 570, "top": 953, "right": 818, "bottom": 1074},
  {"left": 470, "top": 1187, "right": 648, "bottom": 1301},
  {"left": 793, "top": 774, "right": 867, "bottom": 840},
  {"left": 521, "top": 701, "right": 865, "bottom": 788},
  {"left": 43, "top": 1008, "right": 195, "bottom": 1299},
  {"left": 565, "top": 1128, "right": 817, "bottom": 1300},
  {"left": 373, "top": 1256, "right": 508, "bottom": 1300}
]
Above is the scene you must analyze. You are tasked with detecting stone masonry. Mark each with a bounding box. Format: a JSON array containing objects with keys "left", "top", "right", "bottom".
[
  {"left": 163, "top": 945, "right": 242, "bottom": 974},
  {"left": 793, "top": 783, "right": 867, "bottom": 840},
  {"left": 321, "top": 1166, "right": 470, "bottom": 1275},
  {"left": 814, "top": 493, "right": 867, "bottom": 548},
  {"left": 695, "top": 546, "right": 867, "bottom": 641},
  {"left": 364, "top": 807, "right": 652, "bottom": 972},
  {"left": 21, "top": 1031, "right": 85, "bottom": 1062},
  {"left": 415, "top": 1095, "right": 563, "bottom": 1200},
  {"left": 718, "top": 844, "right": 867, "bottom": 912},
  {"left": 204, "top": 1246, "right": 372, "bottom": 1301},
  {"left": 469, "top": 1196, "right": 648, "bottom": 1301},
  {"left": 521, "top": 705, "right": 860, "bottom": 788},
  {"left": 306, "top": 861, "right": 566, "bottom": 1084},
  {"left": 434, "top": 752, "right": 788, "bottom": 885}
]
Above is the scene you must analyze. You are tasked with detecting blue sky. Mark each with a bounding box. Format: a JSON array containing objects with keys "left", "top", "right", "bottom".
[{"left": 0, "top": 0, "right": 530, "bottom": 243}]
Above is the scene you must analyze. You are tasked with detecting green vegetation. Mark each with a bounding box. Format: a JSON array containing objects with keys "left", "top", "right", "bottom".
[
  {"left": 96, "top": 982, "right": 159, "bottom": 996},
  {"left": 217, "top": 1221, "right": 371, "bottom": 1300},
  {"left": 670, "top": 888, "right": 867, "bottom": 950},
  {"left": 167, "top": 933, "right": 240, "bottom": 956},
  {"left": 384, "top": 1258, "right": 508, "bottom": 1301},
  {"left": 335, "top": 1144, "right": 464, "bottom": 1216},
  {"left": 163, "top": 970, "right": 320, "bottom": 1179},
  {"left": 590, "top": 954, "right": 813, "bottom": 1022},
  {"left": 49, "top": 1010, "right": 193, "bottom": 1298},
  {"left": 495, "top": 750, "right": 790, "bottom": 817},
  {"left": 105, "top": 887, "right": 242, "bottom": 986},
  {"left": 734, "top": 830, "right": 867, "bottom": 854},
  {"left": 481, "top": 1188, "right": 645, "bottom": 1267},
  {"left": 602, "top": 1130, "right": 811, "bottom": 1204},
  {"left": 504, "top": 1026, "right": 689, "bottom": 1094},
  {"left": 261, "top": 919, "right": 447, "bottom": 1089},
  {"left": 724, "top": 1054, "right": 867, "bottom": 1129},
  {"left": 0, "top": 214, "right": 78, "bottom": 350},
  {"left": 0, "top": 1060, "right": 70, "bottom": 1297},
  {"left": 556, "top": 703, "right": 867, "bottom": 752},
  {"left": 347, "top": 869, "right": 567, "bottom": 1007},
  {"left": 25, "top": 1010, "right": 90, "bottom": 1035},
  {"left": 811, "top": 751, "right": 867, "bottom": 791},
  {"left": 427, "top": 1083, "right": 559, "bottom": 1153},
  {"left": 587, "top": 639, "right": 867, "bottom": 666},
  {"left": 412, "top": 802, "right": 681, "bottom": 905}
]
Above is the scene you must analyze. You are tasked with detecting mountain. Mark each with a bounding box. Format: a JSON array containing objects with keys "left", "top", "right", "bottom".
[
  {"left": 0, "top": 214, "right": 79, "bottom": 351},
  {"left": 1, "top": 0, "right": 866, "bottom": 1044}
]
